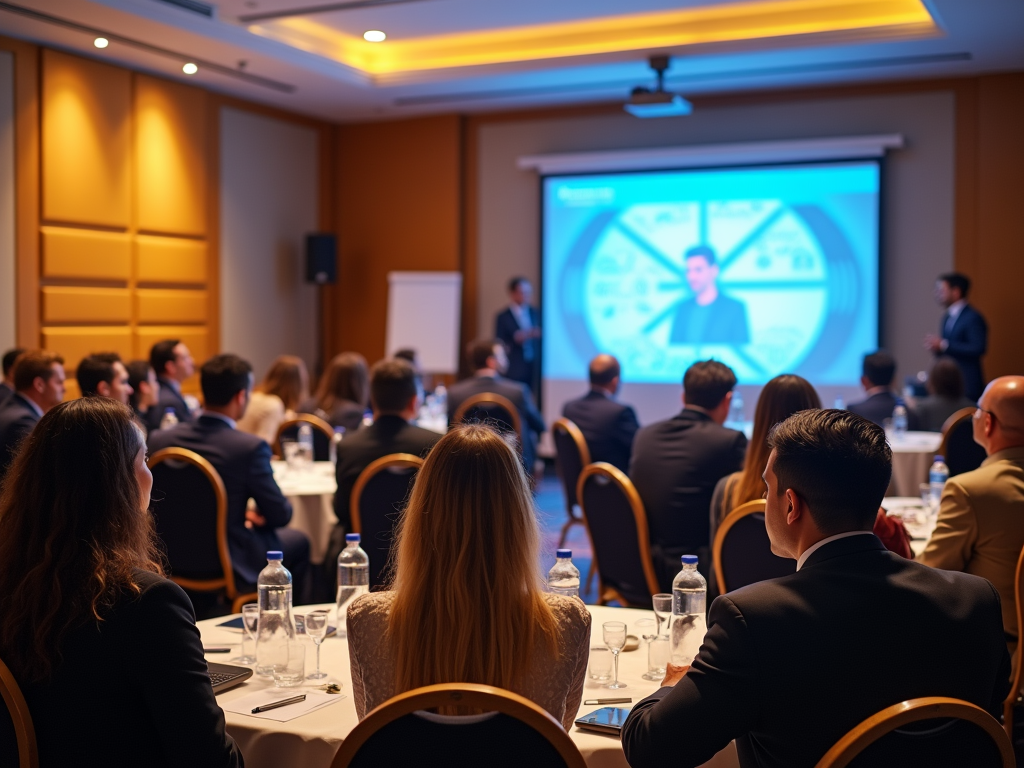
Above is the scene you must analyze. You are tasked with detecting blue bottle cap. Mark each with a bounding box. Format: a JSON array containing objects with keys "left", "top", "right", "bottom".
[
  {"left": 934, "top": 455, "right": 944, "bottom": 462},
  {"left": 346, "top": 533, "right": 361, "bottom": 542},
  {"left": 556, "top": 549, "right": 571, "bottom": 559},
  {"left": 681, "top": 555, "right": 699, "bottom": 565},
  {"left": 266, "top": 551, "right": 284, "bottom": 560}
]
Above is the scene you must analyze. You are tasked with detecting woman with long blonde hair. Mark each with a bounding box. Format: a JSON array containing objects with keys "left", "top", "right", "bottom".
[
  {"left": 346, "top": 424, "right": 591, "bottom": 729},
  {"left": 298, "top": 352, "right": 368, "bottom": 435},
  {"left": 237, "top": 354, "right": 309, "bottom": 445}
]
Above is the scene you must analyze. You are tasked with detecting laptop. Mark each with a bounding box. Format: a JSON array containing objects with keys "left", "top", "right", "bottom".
[{"left": 207, "top": 662, "right": 253, "bottom": 694}]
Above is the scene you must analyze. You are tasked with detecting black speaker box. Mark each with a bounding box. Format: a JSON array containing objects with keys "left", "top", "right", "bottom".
[{"left": 305, "top": 233, "right": 337, "bottom": 285}]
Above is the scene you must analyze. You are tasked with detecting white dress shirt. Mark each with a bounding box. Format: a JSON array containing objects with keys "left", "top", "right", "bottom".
[{"left": 796, "top": 531, "right": 875, "bottom": 571}]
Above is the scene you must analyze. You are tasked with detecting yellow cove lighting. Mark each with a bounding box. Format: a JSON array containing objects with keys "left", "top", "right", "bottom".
[
  {"left": 93, "top": 37, "right": 109, "bottom": 49},
  {"left": 182, "top": 62, "right": 198, "bottom": 75}
]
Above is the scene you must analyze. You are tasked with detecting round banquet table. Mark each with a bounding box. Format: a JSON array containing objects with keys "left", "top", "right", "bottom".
[
  {"left": 886, "top": 431, "right": 943, "bottom": 497},
  {"left": 881, "top": 496, "right": 939, "bottom": 558},
  {"left": 271, "top": 461, "right": 338, "bottom": 565},
  {"left": 197, "top": 604, "right": 739, "bottom": 768}
]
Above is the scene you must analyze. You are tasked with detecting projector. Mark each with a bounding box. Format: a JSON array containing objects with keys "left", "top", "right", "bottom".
[{"left": 624, "top": 55, "right": 692, "bottom": 119}]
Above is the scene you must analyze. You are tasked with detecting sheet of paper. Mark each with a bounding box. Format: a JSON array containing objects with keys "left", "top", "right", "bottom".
[{"left": 223, "top": 688, "right": 345, "bottom": 722}]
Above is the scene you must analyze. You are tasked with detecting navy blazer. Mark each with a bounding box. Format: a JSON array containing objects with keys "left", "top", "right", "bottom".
[
  {"left": 0, "top": 381, "right": 12, "bottom": 405},
  {"left": 147, "top": 376, "right": 193, "bottom": 432},
  {"left": 148, "top": 415, "right": 292, "bottom": 586},
  {"left": 670, "top": 294, "right": 750, "bottom": 345},
  {"left": 940, "top": 304, "right": 988, "bottom": 400},
  {"left": 847, "top": 390, "right": 919, "bottom": 430},
  {"left": 495, "top": 305, "right": 540, "bottom": 387},
  {"left": 623, "top": 535, "right": 1010, "bottom": 768},
  {"left": 0, "top": 393, "right": 40, "bottom": 481},
  {"left": 562, "top": 389, "right": 640, "bottom": 473}
]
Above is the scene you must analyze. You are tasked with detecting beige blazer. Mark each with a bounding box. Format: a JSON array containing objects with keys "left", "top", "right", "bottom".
[
  {"left": 236, "top": 392, "right": 289, "bottom": 447},
  {"left": 920, "top": 446, "right": 1024, "bottom": 649}
]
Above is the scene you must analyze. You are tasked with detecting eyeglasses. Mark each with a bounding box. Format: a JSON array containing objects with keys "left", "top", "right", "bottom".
[{"left": 974, "top": 405, "right": 998, "bottom": 422}]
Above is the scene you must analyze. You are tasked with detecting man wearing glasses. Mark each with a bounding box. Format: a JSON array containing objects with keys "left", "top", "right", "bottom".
[{"left": 920, "top": 375, "right": 1024, "bottom": 659}]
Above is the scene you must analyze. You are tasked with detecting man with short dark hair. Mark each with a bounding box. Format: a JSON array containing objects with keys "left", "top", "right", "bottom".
[
  {"left": 77, "top": 353, "right": 134, "bottom": 405},
  {"left": 148, "top": 339, "right": 195, "bottom": 429},
  {"left": 670, "top": 246, "right": 750, "bottom": 345},
  {"left": 562, "top": 354, "right": 640, "bottom": 472},
  {"left": 0, "top": 351, "right": 65, "bottom": 480},
  {"left": 0, "top": 348, "right": 25, "bottom": 404},
  {"left": 925, "top": 272, "right": 987, "bottom": 400},
  {"left": 629, "top": 360, "right": 746, "bottom": 586},
  {"left": 495, "top": 277, "right": 542, "bottom": 392},
  {"left": 148, "top": 353, "right": 310, "bottom": 599},
  {"left": 622, "top": 409, "right": 1010, "bottom": 768},
  {"left": 847, "top": 351, "right": 917, "bottom": 429}
]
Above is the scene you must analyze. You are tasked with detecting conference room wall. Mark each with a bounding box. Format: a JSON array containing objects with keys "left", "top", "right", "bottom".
[{"left": 0, "top": 52, "right": 13, "bottom": 354}]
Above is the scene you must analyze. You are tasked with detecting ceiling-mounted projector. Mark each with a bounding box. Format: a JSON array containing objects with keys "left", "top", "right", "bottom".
[{"left": 625, "top": 55, "right": 692, "bottom": 118}]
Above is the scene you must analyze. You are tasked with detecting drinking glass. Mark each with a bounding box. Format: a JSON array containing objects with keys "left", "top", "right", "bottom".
[
  {"left": 588, "top": 647, "right": 612, "bottom": 681},
  {"left": 272, "top": 642, "right": 305, "bottom": 687},
  {"left": 653, "top": 593, "right": 673, "bottom": 638},
  {"left": 282, "top": 441, "right": 300, "bottom": 471},
  {"left": 603, "top": 621, "right": 627, "bottom": 690},
  {"left": 305, "top": 610, "right": 329, "bottom": 680},
  {"left": 231, "top": 602, "right": 258, "bottom": 664},
  {"left": 635, "top": 617, "right": 662, "bottom": 681}
]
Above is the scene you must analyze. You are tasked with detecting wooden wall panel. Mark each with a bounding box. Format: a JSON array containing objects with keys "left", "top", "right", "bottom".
[
  {"left": 136, "top": 289, "right": 207, "bottom": 323},
  {"left": 136, "top": 235, "right": 206, "bottom": 283},
  {"left": 135, "top": 75, "right": 207, "bottom": 236},
  {"left": 41, "top": 50, "right": 130, "bottom": 227},
  {"left": 42, "top": 326, "right": 133, "bottom": 371},
  {"left": 42, "top": 287, "right": 131, "bottom": 323},
  {"left": 41, "top": 227, "right": 130, "bottom": 280}
]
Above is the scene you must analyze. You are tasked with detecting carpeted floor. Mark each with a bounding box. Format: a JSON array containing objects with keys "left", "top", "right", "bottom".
[{"left": 534, "top": 468, "right": 599, "bottom": 604}]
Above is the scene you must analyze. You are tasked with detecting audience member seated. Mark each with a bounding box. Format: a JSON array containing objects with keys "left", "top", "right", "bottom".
[
  {"left": 127, "top": 359, "right": 160, "bottom": 434},
  {"left": 919, "top": 376, "right": 1024, "bottom": 660},
  {"left": 847, "top": 350, "right": 919, "bottom": 429},
  {"left": 298, "top": 352, "right": 369, "bottom": 436},
  {"left": 622, "top": 410, "right": 1010, "bottom": 768},
  {"left": 447, "top": 339, "right": 545, "bottom": 476},
  {"left": 77, "top": 352, "right": 133, "bottom": 405},
  {"left": 237, "top": 355, "right": 309, "bottom": 446},
  {"left": 0, "top": 351, "right": 65, "bottom": 481},
  {"left": 911, "top": 356, "right": 977, "bottom": 432},
  {"left": 148, "top": 353, "right": 310, "bottom": 601},
  {"left": 562, "top": 354, "right": 640, "bottom": 473},
  {"left": 147, "top": 338, "right": 196, "bottom": 430},
  {"left": 629, "top": 360, "right": 746, "bottom": 587},
  {"left": 0, "top": 348, "right": 24, "bottom": 404},
  {"left": 347, "top": 424, "right": 590, "bottom": 730},
  {"left": 0, "top": 398, "right": 241, "bottom": 767}
]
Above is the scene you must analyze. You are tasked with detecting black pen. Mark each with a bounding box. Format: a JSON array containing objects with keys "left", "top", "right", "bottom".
[
  {"left": 252, "top": 694, "right": 306, "bottom": 714},
  {"left": 584, "top": 698, "right": 632, "bottom": 705},
  {"left": 203, "top": 647, "right": 232, "bottom": 653}
]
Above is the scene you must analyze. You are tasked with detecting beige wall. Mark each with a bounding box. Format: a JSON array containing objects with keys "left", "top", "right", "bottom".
[{"left": 0, "top": 51, "right": 14, "bottom": 353}]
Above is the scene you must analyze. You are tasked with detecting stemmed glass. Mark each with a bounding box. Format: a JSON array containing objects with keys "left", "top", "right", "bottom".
[
  {"left": 635, "top": 617, "right": 661, "bottom": 681},
  {"left": 232, "top": 603, "right": 259, "bottom": 664},
  {"left": 603, "top": 621, "right": 628, "bottom": 690},
  {"left": 305, "top": 610, "right": 329, "bottom": 680}
]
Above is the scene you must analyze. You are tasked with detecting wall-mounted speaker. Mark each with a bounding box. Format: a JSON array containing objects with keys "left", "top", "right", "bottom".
[{"left": 305, "top": 233, "right": 337, "bottom": 285}]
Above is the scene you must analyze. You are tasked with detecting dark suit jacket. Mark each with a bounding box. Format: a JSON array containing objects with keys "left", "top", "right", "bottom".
[
  {"left": 495, "top": 305, "right": 539, "bottom": 387},
  {"left": 941, "top": 304, "right": 988, "bottom": 400},
  {"left": 147, "top": 376, "right": 192, "bottom": 432},
  {"left": 670, "top": 293, "right": 750, "bottom": 345},
  {"left": 148, "top": 415, "right": 292, "bottom": 586},
  {"left": 3, "top": 570, "right": 241, "bottom": 768},
  {"left": 297, "top": 396, "right": 364, "bottom": 436},
  {"left": 562, "top": 389, "right": 640, "bottom": 473},
  {"left": 847, "top": 390, "right": 919, "bottom": 430},
  {"left": 447, "top": 373, "right": 546, "bottom": 471},
  {"left": 0, "top": 393, "right": 40, "bottom": 480},
  {"left": 622, "top": 535, "right": 1011, "bottom": 768},
  {"left": 0, "top": 381, "right": 12, "bottom": 405},
  {"left": 333, "top": 414, "right": 441, "bottom": 534}
]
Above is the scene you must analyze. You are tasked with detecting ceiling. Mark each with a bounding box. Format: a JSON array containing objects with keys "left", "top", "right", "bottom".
[{"left": 2, "top": 0, "right": 1022, "bottom": 122}]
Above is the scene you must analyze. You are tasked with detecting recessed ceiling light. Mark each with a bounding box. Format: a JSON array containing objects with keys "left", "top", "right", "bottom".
[
  {"left": 93, "top": 38, "right": 109, "bottom": 49},
  {"left": 182, "top": 62, "right": 199, "bottom": 75},
  {"left": 363, "top": 30, "right": 386, "bottom": 42}
]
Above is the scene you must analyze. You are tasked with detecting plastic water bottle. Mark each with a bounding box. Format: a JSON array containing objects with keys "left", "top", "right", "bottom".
[
  {"left": 547, "top": 549, "right": 580, "bottom": 598},
  {"left": 336, "top": 533, "right": 369, "bottom": 637},
  {"left": 329, "top": 426, "right": 344, "bottom": 466},
  {"left": 434, "top": 384, "right": 447, "bottom": 419},
  {"left": 834, "top": 395, "right": 845, "bottom": 411},
  {"left": 893, "top": 405, "right": 909, "bottom": 438},
  {"left": 159, "top": 407, "right": 178, "bottom": 430},
  {"left": 728, "top": 390, "right": 744, "bottom": 427},
  {"left": 297, "top": 423, "right": 314, "bottom": 465},
  {"left": 255, "top": 551, "right": 295, "bottom": 677},
  {"left": 671, "top": 555, "right": 707, "bottom": 666},
  {"left": 929, "top": 455, "right": 949, "bottom": 508}
]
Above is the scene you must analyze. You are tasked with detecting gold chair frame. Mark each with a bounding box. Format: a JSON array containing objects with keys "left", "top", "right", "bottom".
[
  {"left": 1004, "top": 541, "right": 1024, "bottom": 738},
  {"left": 551, "top": 418, "right": 590, "bottom": 549},
  {"left": 274, "top": 413, "right": 335, "bottom": 458},
  {"left": 452, "top": 392, "right": 523, "bottom": 447},
  {"left": 329, "top": 683, "right": 587, "bottom": 768},
  {"left": 814, "top": 696, "right": 1014, "bottom": 768},
  {"left": 711, "top": 499, "right": 769, "bottom": 595},
  {"left": 576, "top": 462, "right": 660, "bottom": 607},
  {"left": 148, "top": 448, "right": 257, "bottom": 614},
  {"left": 349, "top": 453, "right": 425, "bottom": 536},
  {"left": 0, "top": 656, "right": 37, "bottom": 768}
]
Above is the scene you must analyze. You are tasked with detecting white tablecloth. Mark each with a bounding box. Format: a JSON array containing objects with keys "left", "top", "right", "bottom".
[
  {"left": 272, "top": 461, "right": 338, "bottom": 565},
  {"left": 197, "top": 604, "right": 738, "bottom": 768},
  {"left": 886, "top": 431, "right": 943, "bottom": 497},
  {"left": 882, "top": 496, "right": 939, "bottom": 557}
]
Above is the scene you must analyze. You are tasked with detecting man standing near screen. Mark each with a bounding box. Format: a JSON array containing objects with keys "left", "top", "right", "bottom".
[
  {"left": 495, "top": 277, "right": 542, "bottom": 392},
  {"left": 670, "top": 246, "right": 750, "bottom": 346},
  {"left": 924, "top": 272, "right": 987, "bottom": 401}
]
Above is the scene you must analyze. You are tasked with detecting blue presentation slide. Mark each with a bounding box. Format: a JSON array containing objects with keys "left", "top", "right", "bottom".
[{"left": 542, "top": 161, "right": 880, "bottom": 386}]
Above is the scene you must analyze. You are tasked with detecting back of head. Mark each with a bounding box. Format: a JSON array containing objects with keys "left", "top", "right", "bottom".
[
  {"left": 2, "top": 348, "right": 25, "bottom": 379},
  {"left": 200, "top": 354, "right": 253, "bottom": 407},
  {"left": 149, "top": 339, "right": 180, "bottom": 378},
  {"left": 927, "top": 356, "right": 965, "bottom": 399},
  {"left": 316, "top": 352, "right": 369, "bottom": 411},
  {"left": 940, "top": 272, "right": 971, "bottom": 299},
  {"left": 126, "top": 360, "right": 153, "bottom": 410},
  {"left": 394, "top": 348, "right": 417, "bottom": 365},
  {"left": 468, "top": 339, "right": 498, "bottom": 371},
  {"left": 768, "top": 409, "right": 891, "bottom": 536},
  {"left": 589, "top": 355, "right": 620, "bottom": 387},
  {"left": 258, "top": 355, "right": 308, "bottom": 411},
  {"left": 0, "top": 398, "right": 160, "bottom": 682},
  {"left": 683, "top": 360, "right": 737, "bottom": 409},
  {"left": 12, "top": 350, "right": 64, "bottom": 392},
  {"left": 370, "top": 358, "right": 417, "bottom": 414},
  {"left": 388, "top": 424, "right": 556, "bottom": 692},
  {"left": 77, "top": 352, "right": 122, "bottom": 397},
  {"left": 862, "top": 351, "right": 896, "bottom": 388}
]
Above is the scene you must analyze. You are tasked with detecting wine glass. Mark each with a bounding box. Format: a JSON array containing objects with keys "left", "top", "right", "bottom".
[
  {"left": 635, "top": 617, "right": 662, "bottom": 681},
  {"left": 305, "top": 610, "right": 329, "bottom": 680},
  {"left": 603, "top": 621, "right": 627, "bottom": 690},
  {"left": 653, "top": 593, "right": 673, "bottom": 638},
  {"left": 232, "top": 603, "right": 258, "bottom": 664}
]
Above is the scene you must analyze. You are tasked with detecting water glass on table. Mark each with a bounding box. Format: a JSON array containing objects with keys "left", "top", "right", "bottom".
[
  {"left": 652, "top": 593, "right": 673, "bottom": 637},
  {"left": 231, "top": 602, "right": 259, "bottom": 664},
  {"left": 282, "top": 440, "right": 301, "bottom": 472},
  {"left": 635, "top": 617, "right": 663, "bottom": 681},
  {"left": 603, "top": 621, "right": 628, "bottom": 690},
  {"left": 305, "top": 610, "right": 329, "bottom": 680},
  {"left": 588, "top": 647, "right": 612, "bottom": 681},
  {"left": 272, "top": 642, "right": 305, "bottom": 687}
]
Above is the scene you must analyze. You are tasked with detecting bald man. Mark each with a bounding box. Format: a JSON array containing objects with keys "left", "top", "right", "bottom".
[
  {"left": 562, "top": 355, "right": 640, "bottom": 473},
  {"left": 920, "top": 376, "right": 1024, "bottom": 658}
]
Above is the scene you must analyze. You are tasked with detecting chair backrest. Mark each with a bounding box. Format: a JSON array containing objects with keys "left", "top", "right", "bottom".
[
  {"left": 576, "top": 462, "right": 659, "bottom": 607},
  {"left": 330, "top": 683, "right": 587, "bottom": 768},
  {"left": 937, "top": 407, "right": 987, "bottom": 477},
  {"left": 0, "top": 656, "right": 37, "bottom": 768},
  {"left": 1004, "top": 541, "right": 1024, "bottom": 737},
  {"left": 350, "top": 453, "right": 424, "bottom": 590},
  {"left": 814, "top": 697, "right": 1014, "bottom": 768},
  {"left": 552, "top": 418, "right": 591, "bottom": 512},
  {"left": 452, "top": 393, "right": 522, "bottom": 448},
  {"left": 712, "top": 499, "right": 795, "bottom": 594},
  {"left": 276, "top": 413, "right": 335, "bottom": 462},
  {"left": 148, "top": 448, "right": 236, "bottom": 596}
]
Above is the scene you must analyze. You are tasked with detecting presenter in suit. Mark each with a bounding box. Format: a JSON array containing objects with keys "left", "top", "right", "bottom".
[
  {"left": 670, "top": 246, "right": 750, "bottom": 345},
  {"left": 147, "top": 338, "right": 196, "bottom": 430},
  {"left": 0, "top": 350, "right": 65, "bottom": 481},
  {"left": 925, "top": 272, "right": 988, "bottom": 400},
  {"left": 148, "top": 353, "right": 310, "bottom": 599},
  {"left": 495, "top": 277, "right": 542, "bottom": 393},
  {"left": 562, "top": 354, "right": 640, "bottom": 473},
  {"left": 622, "top": 410, "right": 1010, "bottom": 768}
]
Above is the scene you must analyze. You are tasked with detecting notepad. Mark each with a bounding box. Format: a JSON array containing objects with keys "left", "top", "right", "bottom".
[{"left": 223, "top": 688, "right": 345, "bottom": 722}]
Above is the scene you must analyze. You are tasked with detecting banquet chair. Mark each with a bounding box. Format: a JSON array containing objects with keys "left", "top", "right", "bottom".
[
  {"left": 1002, "top": 541, "right": 1024, "bottom": 738},
  {"left": 576, "top": 462, "right": 660, "bottom": 607},
  {"left": 350, "top": 453, "right": 424, "bottom": 591},
  {"left": 938, "top": 407, "right": 987, "bottom": 477},
  {"left": 0, "top": 656, "right": 37, "bottom": 768},
  {"left": 275, "top": 413, "right": 335, "bottom": 461},
  {"left": 329, "top": 683, "right": 587, "bottom": 768},
  {"left": 452, "top": 393, "right": 523, "bottom": 450},
  {"left": 148, "top": 448, "right": 257, "bottom": 614},
  {"left": 712, "top": 500, "right": 795, "bottom": 594},
  {"left": 814, "top": 697, "right": 1013, "bottom": 768},
  {"left": 551, "top": 418, "right": 590, "bottom": 548}
]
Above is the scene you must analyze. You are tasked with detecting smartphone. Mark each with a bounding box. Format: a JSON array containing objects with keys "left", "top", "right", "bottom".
[{"left": 574, "top": 707, "right": 631, "bottom": 736}]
